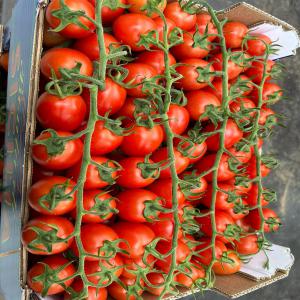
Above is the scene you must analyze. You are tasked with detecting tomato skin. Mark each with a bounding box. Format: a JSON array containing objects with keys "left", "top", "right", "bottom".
[
  {"left": 33, "top": 131, "right": 83, "bottom": 171},
  {"left": 146, "top": 273, "right": 165, "bottom": 296},
  {"left": 195, "top": 154, "right": 236, "bottom": 182},
  {"left": 246, "top": 34, "right": 271, "bottom": 57},
  {"left": 251, "top": 82, "right": 282, "bottom": 105},
  {"left": 223, "top": 21, "right": 248, "bottom": 49},
  {"left": 43, "top": 23, "right": 67, "bottom": 48},
  {"left": 82, "top": 78, "right": 127, "bottom": 116},
  {"left": 151, "top": 147, "right": 190, "bottom": 179},
  {"left": 186, "top": 90, "right": 221, "bottom": 121},
  {"left": 196, "top": 13, "right": 218, "bottom": 42},
  {"left": 227, "top": 199, "right": 249, "bottom": 221},
  {"left": 29, "top": 176, "right": 77, "bottom": 215},
  {"left": 228, "top": 145, "right": 252, "bottom": 164},
  {"left": 117, "top": 189, "right": 161, "bottom": 222},
  {"left": 122, "top": 255, "right": 155, "bottom": 279},
  {"left": 258, "top": 107, "right": 276, "bottom": 126},
  {"left": 153, "top": 17, "right": 176, "bottom": 42},
  {"left": 22, "top": 216, "right": 74, "bottom": 255},
  {"left": 40, "top": 48, "right": 93, "bottom": 79},
  {"left": 71, "top": 190, "right": 116, "bottom": 223},
  {"left": 246, "top": 184, "right": 269, "bottom": 207},
  {"left": 166, "top": 104, "right": 190, "bottom": 138},
  {"left": 246, "top": 156, "right": 271, "bottom": 179},
  {"left": 113, "top": 13, "right": 157, "bottom": 51},
  {"left": 36, "top": 93, "right": 86, "bottom": 131},
  {"left": 246, "top": 208, "right": 280, "bottom": 232},
  {"left": 213, "top": 252, "right": 241, "bottom": 275},
  {"left": 117, "top": 157, "right": 157, "bottom": 189},
  {"left": 176, "top": 261, "right": 205, "bottom": 287},
  {"left": 74, "top": 32, "right": 118, "bottom": 61},
  {"left": 230, "top": 98, "right": 256, "bottom": 122},
  {"left": 71, "top": 223, "right": 119, "bottom": 261},
  {"left": 46, "top": 0, "right": 95, "bottom": 39},
  {"left": 245, "top": 60, "right": 275, "bottom": 84},
  {"left": 203, "top": 79, "right": 230, "bottom": 101},
  {"left": 27, "top": 255, "right": 76, "bottom": 295},
  {"left": 164, "top": 2, "right": 196, "bottom": 31},
  {"left": 234, "top": 234, "right": 259, "bottom": 255},
  {"left": 128, "top": 0, "right": 167, "bottom": 18},
  {"left": 121, "top": 124, "right": 163, "bottom": 156},
  {"left": 226, "top": 177, "right": 253, "bottom": 195},
  {"left": 176, "top": 58, "right": 215, "bottom": 91},
  {"left": 230, "top": 75, "right": 254, "bottom": 97},
  {"left": 112, "top": 222, "right": 155, "bottom": 259},
  {"left": 136, "top": 50, "right": 176, "bottom": 74}
]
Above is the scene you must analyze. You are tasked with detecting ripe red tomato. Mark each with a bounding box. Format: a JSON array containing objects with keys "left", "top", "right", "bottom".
[
  {"left": 28, "top": 176, "right": 77, "bottom": 215},
  {"left": 204, "top": 119, "right": 243, "bottom": 152},
  {"left": 146, "top": 273, "right": 165, "bottom": 296},
  {"left": 226, "top": 177, "right": 253, "bottom": 195},
  {"left": 71, "top": 223, "right": 119, "bottom": 261},
  {"left": 122, "top": 255, "right": 155, "bottom": 279},
  {"left": 74, "top": 32, "right": 118, "bottom": 61},
  {"left": 151, "top": 147, "right": 190, "bottom": 179},
  {"left": 40, "top": 48, "right": 93, "bottom": 79},
  {"left": 245, "top": 60, "right": 275, "bottom": 84},
  {"left": 223, "top": 21, "right": 248, "bottom": 49},
  {"left": 258, "top": 107, "right": 276, "bottom": 126},
  {"left": 117, "top": 189, "right": 161, "bottom": 222},
  {"left": 67, "top": 156, "right": 118, "bottom": 189},
  {"left": 230, "top": 98, "right": 256, "bottom": 121},
  {"left": 228, "top": 145, "right": 252, "bottom": 164},
  {"left": 136, "top": 50, "right": 176, "bottom": 74},
  {"left": 245, "top": 34, "right": 271, "bottom": 57},
  {"left": 246, "top": 208, "right": 281, "bottom": 232},
  {"left": 203, "top": 79, "right": 230, "bottom": 101},
  {"left": 196, "top": 13, "right": 218, "bottom": 42},
  {"left": 176, "top": 261, "right": 205, "bottom": 287},
  {"left": 117, "top": 157, "right": 157, "bottom": 188},
  {"left": 32, "top": 131, "right": 83, "bottom": 170},
  {"left": 176, "top": 58, "right": 215, "bottom": 91},
  {"left": 186, "top": 90, "right": 221, "bottom": 121},
  {"left": 234, "top": 234, "right": 259, "bottom": 255},
  {"left": 153, "top": 16, "right": 176, "bottom": 42},
  {"left": 36, "top": 93, "right": 86, "bottom": 131},
  {"left": 46, "top": 0, "right": 95, "bottom": 39},
  {"left": 213, "top": 252, "right": 241, "bottom": 275},
  {"left": 82, "top": 78, "right": 127, "bottom": 116},
  {"left": 164, "top": 2, "right": 197, "bottom": 31},
  {"left": 121, "top": 124, "right": 164, "bottom": 156},
  {"left": 229, "top": 75, "right": 254, "bottom": 97},
  {"left": 127, "top": 0, "right": 167, "bottom": 18},
  {"left": 251, "top": 82, "right": 282, "bottom": 105},
  {"left": 113, "top": 13, "right": 157, "bottom": 51},
  {"left": 195, "top": 154, "right": 236, "bottom": 182},
  {"left": 112, "top": 222, "right": 155, "bottom": 258},
  {"left": 245, "top": 184, "right": 270, "bottom": 207},
  {"left": 27, "top": 255, "right": 76, "bottom": 295},
  {"left": 22, "top": 216, "right": 74, "bottom": 255},
  {"left": 246, "top": 156, "right": 271, "bottom": 179},
  {"left": 166, "top": 104, "right": 190, "bottom": 137},
  {"left": 71, "top": 190, "right": 116, "bottom": 223},
  {"left": 227, "top": 199, "right": 249, "bottom": 221}
]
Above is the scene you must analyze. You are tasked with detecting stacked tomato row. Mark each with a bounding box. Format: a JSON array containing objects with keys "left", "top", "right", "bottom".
[{"left": 21, "top": 1, "right": 281, "bottom": 299}]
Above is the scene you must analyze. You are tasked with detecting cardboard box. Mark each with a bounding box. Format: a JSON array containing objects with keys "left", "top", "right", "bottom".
[{"left": 0, "top": 1, "right": 299, "bottom": 299}]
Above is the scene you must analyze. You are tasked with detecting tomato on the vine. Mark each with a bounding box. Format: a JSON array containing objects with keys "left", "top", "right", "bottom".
[
  {"left": 245, "top": 60, "right": 275, "bottom": 84},
  {"left": 245, "top": 184, "right": 270, "bottom": 207},
  {"left": 234, "top": 234, "right": 260, "bottom": 255},
  {"left": 251, "top": 82, "right": 283, "bottom": 105},
  {"left": 122, "top": 255, "right": 155, "bottom": 279},
  {"left": 127, "top": 0, "right": 167, "bottom": 18},
  {"left": 226, "top": 177, "right": 253, "bottom": 195},
  {"left": 176, "top": 261, "right": 205, "bottom": 288},
  {"left": 227, "top": 199, "right": 249, "bottom": 221},
  {"left": 245, "top": 34, "right": 272, "bottom": 57},
  {"left": 153, "top": 16, "right": 176, "bottom": 43},
  {"left": 223, "top": 21, "right": 248, "bottom": 49},
  {"left": 196, "top": 13, "right": 218, "bottom": 42},
  {"left": 258, "top": 106, "right": 276, "bottom": 126},
  {"left": 230, "top": 97, "right": 256, "bottom": 122},
  {"left": 213, "top": 252, "right": 241, "bottom": 275},
  {"left": 229, "top": 75, "right": 254, "bottom": 96},
  {"left": 203, "top": 79, "right": 230, "bottom": 101},
  {"left": 146, "top": 273, "right": 166, "bottom": 296},
  {"left": 166, "top": 104, "right": 190, "bottom": 137}
]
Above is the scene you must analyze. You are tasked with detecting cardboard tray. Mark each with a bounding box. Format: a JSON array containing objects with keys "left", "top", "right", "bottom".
[{"left": 0, "top": 1, "right": 299, "bottom": 299}]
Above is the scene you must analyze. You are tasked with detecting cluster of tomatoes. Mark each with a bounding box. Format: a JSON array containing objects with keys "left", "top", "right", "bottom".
[{"left": 21, "top": 0, "right": 282, "bottom": 299}]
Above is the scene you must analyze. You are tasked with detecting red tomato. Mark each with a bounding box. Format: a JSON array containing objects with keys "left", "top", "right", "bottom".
[
  {"left": 0, "top": 52, "right": 9, "bottom": 72},
  {"left": 148, "top": 178, "right": 185, "bottom": 208},
  {"left": 22, "top": 216, "right": 74, "bottom": 255},
  {"left": 112, "top": 222, "right": 155, "bottom": 258},
  {"left": 246, "top": 184, "right": 270, "bottom": 207},
  {"left": 223, "top": 21, "right": 248, "bottom": 49},
  {"left": 234, "top": 234, "right": 259, "bottom": 255},
  {"left": 226, "top": 177, "right": 253, "bottom": 195},
  {"left": 153, "top": 16, "right": 176, "bottom": 42},
  {"left": 246, "top": 208, "right": 281, "bottom": 232},
  {"left": 227, "top": 199, "right": 249, "bottom": 221},
  {"left": 164, "top": 2, "right": 196, "bottom": 31},
  {"left": 186, "top": 90, "right": 221, "bottom": 121},
  {"left": 246, "top": 34, "right": 272, "bottom": 57},
  {"left": 251, "top": 82, "right": 282, "bottom": 105},
  {"left": 176, "top": 261, "right": 205, "bottom": 287},
  {"left": 114, "top": 97, "right": 137, "bottom": 122},
  {"left": 122, "top": 255, "right": 155, "bottom": 279},
  {"left": 71, "top": 190, "right": 116, "bottom": 223},
  {"left": 195, "top": 154, "right": 236, "bottom": 182},
  {"left": 196, "top": 13, "right": 218, "bottom": 42},
  {"left": 176, "top": 58, "right": 215, "bottom": 91},
  {"left": 228, "top": 145, "right": 252, "bottom": 164},
  {"left": 204, "top": 119, "right": 243, "bottom": 152},
  {"left": 258, "top": 107, "right": 276, "bottom": 126},
  {"left": 117, "top": 189, "right": 161, "bottom": 222},
  {"left": 236, "top": 218, "right": 252, "bottom": 233},
  {"left": 67, "top": 156, "right": 118, "bottom": 189},
  {"left": 246, "top": 156, "right": 271, "bottom": 179},
  {"left": 113, "top": 13, "right": 157, "bottom": 51},
  {"left": 36, "top": 93, "right": 86, "bottom": 131},
  {"left": 82, "top": 78, "right": 127, "bottom": 116},
  {"left": 229, "top": 75, "right": 254, "bottom": 97},
  {"left": 127, "top": 0, "right": 167, "bottom": 18},
  {"left": 28, "top": 176, "right": 77, "bottom": 215},
  {"left": 46, "top": 0, "right": 95, "bottom": 39},
  {"left": 27, "top": 255, "right": 76, "bottom": 295},
  {"left": 230, "top": 98, "right": 256, "bottom": 121},
  {"left": 136, "top": 50, "right": 176, "bottom": 74},
  {"left": 245, "top": 60, "right": 275, "bottom": 84},
  {"left": 74, "top": 32, "right": 118, "bottom": 61},
  {"left": 121, "top": 124, "right": 163, "bottom": 156},
  {"left": 64, "top": 279, "right": 107, "bottom": 300},
  {"left": 32, "top": 131, "right": 83, "bottom": 171},
  {"left": 203, "top": 79, "right": 230, "bottom": 101},
  {"left": 213, "top": 252, "right": 241, "bottom": 275},
  {"left": 146, "top": 273, "right": 165, "bottom": 296},
  {"left": 43, "top": 22, "right": 67, "bottom": 48},
  {"left": 40, "top": 48, "right": 93, "bottom": 79},
  {"left": 71, "top": 223, "right": 119, "bottom": 261},
  {"left": 166, "top": 104, "right": 190, "bottom": 137},
  {"left": 117, "top": 157, "right": 157, "bottom": 189},
  {"left": 151, "top": 147, "right": 190, "bottom": 179}
]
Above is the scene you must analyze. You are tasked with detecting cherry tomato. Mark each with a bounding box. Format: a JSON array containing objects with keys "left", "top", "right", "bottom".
[
  {"left": 236, "top": 218, "right": 252, "bottom": 233},
  {"left": 227, "top": 199, "right": 249, "bottom": 221},
  {"left": 234, "top": 234, "right": 259, "bottom": 255},
  {"left": 176, "top": 261, "right": 205, "bottom": 287},
  {"left": 203, "top": 79, "right": 230, "bottom": 101},
  {"left": 22, "top": 216, "right": 74, "bottom": 255},
  {"left": 251, "top": 82, "right": 282, "bottom": 105},
  {"left": 246, "top": 156, "right": 271, "bottom": 179},
  {"left": 176, "top": 58, "right": 215, "bottom": 91},
  {"left": 213, "top": 252, "right": 241, "bottom": 275},
  {"left": 27, "top": 255, "right": 76, "bottom": 295},
  {"left": 230, "top": 97, "right": 256, "bottom": 122},
  {"left": 122, "top": 255, "right": 155, "bottom": 279},
  {"left": 196, "top": 13, "right": 218, "bottom": 42},
  {"left": 245, "top": 184, "right": 270, "bottom": 207},
  {"left": 28, "top": 176, "right": 77, "bottom": 215},
  {"left": 67, "top": 156, "right": 118, "bottom": 189},
  {"left": 36, "top": 93, "right": 86, "bottom": 131},
  {"left": 228, "top": 145, "right": 252, "bottom": 164},
  {"left": 146, "top": 273, "right": 165, "bottom": 296},
  {"left": 245, "top": 34, "right": 271, "bottom": 57},
  {"left": 258, "top": 107, "right": 276, "bottom": 126},
  {"left": 164, "top": 2, "right": 196, "bottom": 31},
  {"left": 226, "top": 177, "right": 253, "bottom": 195},
  {"left": 117, "top": 157, "right": 157, "bottom": 188},
  {"left": 223, "top": 21, "right": 248, "bottom": 49},
  {"left": 32, "top": 131, "right": 83, "bottom": 171},
  {"left": 113, "top": 13, "right": 157, "bottom": 51},
  {"left": 112, "top": 222, "right": 155, "bottom": 259},
  {"left": 229, "top": 75, "right": 254, "bottom": 97},
  {"left": 46, "top": 0, "right": 95, "bottom": 39},
  {"left": 40, "top": 48, "right": 93, "bottom": 79},
  {"left": 245, "top": 60, "right": 275, "bottom": 84},
  {"left": 43, "top": 22, "right": 67, "bottom": 48},
  {"left": 127, "top": 0, "right": 167, "bottom": 18},
  {"left": 166, "top": 104, "right": 190, "bottom": 137},
  {"left": 153, "top": 16, "right": 176, "bottom": 43}
]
